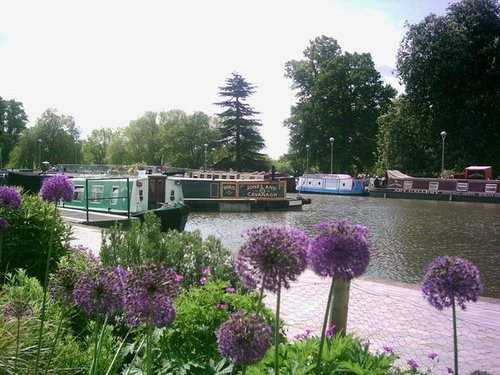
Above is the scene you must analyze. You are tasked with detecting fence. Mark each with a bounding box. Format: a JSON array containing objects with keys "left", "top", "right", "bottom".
[{"left": 264, "top": 270, "right": 500, "bottom": 375}]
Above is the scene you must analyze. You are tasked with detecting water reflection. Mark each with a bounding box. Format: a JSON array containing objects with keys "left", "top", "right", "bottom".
[{"left": 185, "top": 195, "right": 500, "bottom": 298}]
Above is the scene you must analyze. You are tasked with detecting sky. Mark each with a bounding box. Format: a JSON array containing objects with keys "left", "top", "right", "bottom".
[{"left": 0, "top": 0, "right": 459, "bottom": 159}]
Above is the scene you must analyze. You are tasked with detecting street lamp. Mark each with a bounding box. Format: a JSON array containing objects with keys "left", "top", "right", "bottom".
[
  {"left": 38, "top": 139, "right": 42, "bottom": 170},
  {"left": 74, "top": 141, "right": 80, "bottom": 164},
  {"left": 440, "top": 131, "right": 447, "bottom": 177},
  {"left": 329, "top": 137, "right": 335, "bottom": 174},
  {"left": 204, "top": 143, "right": 208, "bottom": 171},
  {"left": 305, "top": 144, "right": 310, "bottom": 173}
]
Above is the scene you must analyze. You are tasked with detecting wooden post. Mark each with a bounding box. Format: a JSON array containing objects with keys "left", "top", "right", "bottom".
[{"left": 328, "top": 279, "right": 351, "bottom": 335}]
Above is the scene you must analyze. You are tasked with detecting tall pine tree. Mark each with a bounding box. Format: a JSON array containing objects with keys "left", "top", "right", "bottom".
[{"left": 215, "top": 73, "right": 268, "bottom": 172}]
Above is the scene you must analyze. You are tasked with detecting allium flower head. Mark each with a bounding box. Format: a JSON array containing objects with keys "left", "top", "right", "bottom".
[
  {"left": 0, "top": 186, "right": 22, "bottom": 209},
  {"left": 308, "top": 219, "right": 371, "bottom": 280},
  {"left": 0, "top": 217, "right": 10, "bottom": 233},
  {"left": 50, "top": 266, "right": 80, "bottom": 306},
  {"left": 236, "top": 226, "right": 309, "bottom": 292},
  {"left": 422, "top": 256, "right": 482, "bottom": 310},
  {"left": 124, "top": 264, "right": 180, "bottom": 328},
  {"left": 217, "top": 312, "right": 272, "bottom": 366},
  {"left": 3, "top": 300, "right": 33, "bottom": 321},
  {"left": 73, "top": 267, "right": 124, "bottom": 318},
  {"left": 40, "top": 175, "right": 74, "bottom": 202}
]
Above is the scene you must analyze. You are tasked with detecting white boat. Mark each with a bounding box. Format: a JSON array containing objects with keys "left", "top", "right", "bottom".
[{"left": 297, "top": 173, "right": 368, "bottom": 196}]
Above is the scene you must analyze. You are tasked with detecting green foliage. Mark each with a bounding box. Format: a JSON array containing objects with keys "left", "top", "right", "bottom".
[
  {"left": 0, "top": 270, "right": 89, "bottom": 374},
  {"left": 100, "top": 212, "right": 238, "bottom": 288},
  {"left": 215, "top": 73, "right": 269, "bottom": 172},
  {"left": 0, "top": 96, "right": 28, "bottom": 167},
  {"left": 0, "top": 193, "right": 72, "bottom": 284},
  {"left": 396, "top": 0, "right": 500, "bottom": 174},
  {"left": 285, "top": 35, "right": 396, "bottom": 175},
  {"left": 151, "top": 279, "right": 277, "bottom": 374},
  {"left": 81, "top": 127, "right": 115, "bottom": 165},
  {"left": 247, "top": 333, "right": 398, "bottom": 375}
]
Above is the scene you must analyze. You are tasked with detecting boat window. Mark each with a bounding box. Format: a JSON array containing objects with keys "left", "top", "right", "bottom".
[
  {"left": 485, "top": 184, "right": 497, "bottom": 193},
  {"left": 73, "top": 186, "right": 84, "bottom": 201},
  {"left": 229, "top": 175, "right": 235, "bottom": 179},
  {"left": 222, "top": 175, "right": 227, "bottom": 179},
  {"left": 139, "top": 189, "right": 144, "bottom": 202},
  {"left": 214, "top": 175, "right": 219, "bottom": 179},
  {"left": 110, "top": 186, "right": 119, "bottom": 205},
  {"left": 429, "top": 182, "right": 439, "bottom": 191},
  {"left": 403, "top": 181, "right": 413, "bottom": 190},
  {"left": 250, "top": 176, "right": 255, "bottom": 180},
  {"left": 207, "top": 174, "right": 212, "bottom": 179},
  {"left": 170, "top": 189, "right": 176, "bottom": 201},
  {"left": 90, "top": 185, "right": 104, "bottom": 203},
  {"left": 200, "top": 174, "right": 205, "bottom": 178}
]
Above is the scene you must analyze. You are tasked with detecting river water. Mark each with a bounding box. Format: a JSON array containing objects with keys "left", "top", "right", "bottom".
[{"left": 185, "top": 194, "right": 500, "bottom": 298}]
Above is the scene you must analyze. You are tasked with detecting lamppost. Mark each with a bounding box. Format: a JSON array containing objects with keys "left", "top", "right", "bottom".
[
  {"left": 305, "top": 144, "right": 310, "bottom": 173},
  {"left": 204, "top": 143, "right": 208, "bottom": 171},
  {"left": 38, "top": 139, "right": 42, "bottom": 170},
  {"left": 329, "top": 137, "right": 334, "bottom": 174},
  {"left": 74, "top": 141, "right": 80, "bottom": 165},
  {"left": 440, "top": 131, "right": 447, "bottom": 177}
]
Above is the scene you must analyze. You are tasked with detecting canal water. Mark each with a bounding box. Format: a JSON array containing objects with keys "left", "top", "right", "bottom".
[{"left": 185, "top": 194, "right": 500, "bottom": 298}]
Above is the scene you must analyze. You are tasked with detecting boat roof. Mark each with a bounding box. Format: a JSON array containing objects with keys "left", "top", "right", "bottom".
[
  {"left": 387, "top": 170, "right": 413, "bottom": 179},
  {"left": 465, "top": 166, "right": 492, "bottom": 170}
]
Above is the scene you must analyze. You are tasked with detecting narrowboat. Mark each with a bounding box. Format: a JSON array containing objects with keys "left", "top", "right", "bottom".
[
  {"left": 296, "top": 174, "right": 368, "bottom": 196},
  {"left": 60, "top": 174, "right": 190, "bottom": 231},
  {"left": 171, "top": 174, "right": 310, "bottom": 212},
  {"left": 368, "top": 166, "right": 500, "bottom": 204}
]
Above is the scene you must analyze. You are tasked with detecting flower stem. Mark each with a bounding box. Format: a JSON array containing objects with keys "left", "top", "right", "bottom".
[
  {"left": 44, "top": 308, "right": 65, "bottom": 375},
  {"left": 14, "top": 316, "right": 20, "bottom": 374},
  {"left": 35, "top": 202, "right": 57, "bottom": 374},
  {"left": 316, "top": 277, "right": 335, "bottom": 375},
  {"left": 147, "top": 324, "right": 152, "bottom": 375},
  {"left": 452, "top": 298, "right": 459, "bottom": 375},
  {"left": 274, "top": 281, "right": 282, "bottom": 375},
  {"left": 256, "top": 273, "right": 267, "bottom": 315}
]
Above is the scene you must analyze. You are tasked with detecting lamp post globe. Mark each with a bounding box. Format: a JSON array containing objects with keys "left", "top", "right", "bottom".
[{"left": 305, "top": 144, "right": 310, "bottom": 173}]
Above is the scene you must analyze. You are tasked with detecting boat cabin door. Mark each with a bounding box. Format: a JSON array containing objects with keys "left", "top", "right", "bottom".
[{"left": 148, "top": 176, "right": 166, "bottom": 210}]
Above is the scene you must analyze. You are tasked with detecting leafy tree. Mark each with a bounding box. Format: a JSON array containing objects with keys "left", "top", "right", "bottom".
[
  {"left": 105, "top": 129, "right": 132, "bottom": 165},
  {"left": 0, "top": 96, "right": 28, "bottom": 167},
  {"left": 215, "top": 73, "right": 268, "bottom": 172},
  {"left": 8, "top": 109, "right": 80, "bottom": 168},
  {"left": 285, "top": 36, "right": 397, "bottom": 175},
  {"left": 158, "top": 110, "right": 220, "bottom": 169},
  {"left": 81, "top": 127, "right": 115, "bottom": 165},
  {"left": 124, "top": 111, "right": 162, "bottom": 165},
  {"left": 397, "top": 0, "right": 500, "bottom": 173}
]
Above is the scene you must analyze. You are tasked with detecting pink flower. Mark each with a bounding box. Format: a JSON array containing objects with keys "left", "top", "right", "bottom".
[
  {"left": 428, "top": 352, "right": 438, "bottom": 360},
  {"left": 217, "top": 303, "right": 228, "bottom": 310},
  {"left": 200, "top": 277, "right": 207, "bottom": 285},
  {"left": 326, "top": 326, "right": 335, "bottom": 339},
  {"left": 175, "top": 274, "right": 184, "bottom": 282},
  {"left": 202, "top": 267, "right": 211, "bottom": 276},
  {"left": 226, "top": 286, "right": 236, "bottom": 293}
]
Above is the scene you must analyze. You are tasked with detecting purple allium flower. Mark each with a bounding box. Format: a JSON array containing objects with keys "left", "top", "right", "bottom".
[
  {"left": 217, "top": 312, "right": 272, "bottom": 366},
  {"left": 202, "top": 267, "right": 211, "bottom": 276},
  {"left": 447, "top": 367, "right": 454, "bottom": 374},
  {"left": 236, "top": 226, "right": 309, "bottom": 292},
  {"left": 200, "top": 277, "right": 208, "bottom": 285},
  {"left": 0, "top": 186, "right": 22, "bottom": 209},
  {"left": 408, "top": 359, "right": 419, "bottom": 369},
  {"left": 50, "top": 266, "right": 80, "bottom": 306},
  {"left": 383, "top": 345, "right": 395, "bottom": 355},
  {"left": 124, "top": 264, "right": 180, "bottom": 328},
  {"left": 40, "top": 175, "right": 74, "bottom": 202},
  {"left": 226, "top": 286, "right": 235, "bottom": 293},
  {"left": 0, "top": 217, "right": 10, "bottom": 233},
  {"left": 326, "top": 325, "right": 336, "bottom": 339},
  {"left": 422, "top": 256, "right": 482, "bottom": 310},
  {"left": 73, "top": 268, "right": 124, "bottom": 318},
  {"left": 308, "top": 219, "right": 371, "bottom": 280},
  {"left": 428, "top": 352, "right": 438, "bottom": 360},
  {"left": 175, "top": 274, "right": 184, "bottom": 282},
  {"left": 293, "top": 329, "right": 313, "bottom": 341},
  {"left": 217, "top": 303, "right": 228, "bottom": 310}
]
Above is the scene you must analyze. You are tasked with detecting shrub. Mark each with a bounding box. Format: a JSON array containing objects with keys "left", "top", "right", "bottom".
[
  {"left": 0, "top": 193, "right": 72, "bottom": 284},
  {"left": 99, "top": 213, "right": 238, "bottom": 288}
]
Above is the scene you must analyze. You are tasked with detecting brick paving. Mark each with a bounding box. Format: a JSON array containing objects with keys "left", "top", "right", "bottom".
[{"left": 69, "top": 223, "right": 500, "bottom": 375}]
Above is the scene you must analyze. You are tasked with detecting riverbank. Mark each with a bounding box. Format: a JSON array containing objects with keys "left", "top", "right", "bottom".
[{"left": 68, "top": 223, "right": 500, "bottom": 374}]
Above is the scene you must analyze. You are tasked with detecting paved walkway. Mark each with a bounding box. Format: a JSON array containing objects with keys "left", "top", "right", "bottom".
[{"left": 68, "top": 223, "right": 500, "bottom": 375}]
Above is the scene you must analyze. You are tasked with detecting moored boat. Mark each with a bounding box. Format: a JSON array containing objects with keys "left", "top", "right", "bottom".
[
  {"left": 297, "top": 173, "right": 368, "bottom": 196},
  {"left": 368, "top": 166, "right": 500, "bottom": 203},
  {"left": 171, "top": 174, "right": 310, "bottom": 212}
]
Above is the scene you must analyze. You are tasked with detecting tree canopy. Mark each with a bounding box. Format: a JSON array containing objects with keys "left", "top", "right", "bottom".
[
  {"left": 215, "top": 73, "right": 269, "bottom": 172},
  {"left": 0, "top": 96, "right": 28, "bottom": 167},
  {"left": 285, "top": 36, "right": 397, "bottom": 175},
  {"left": 396, "top": 0, "right": 500, "bottom": 174}
]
